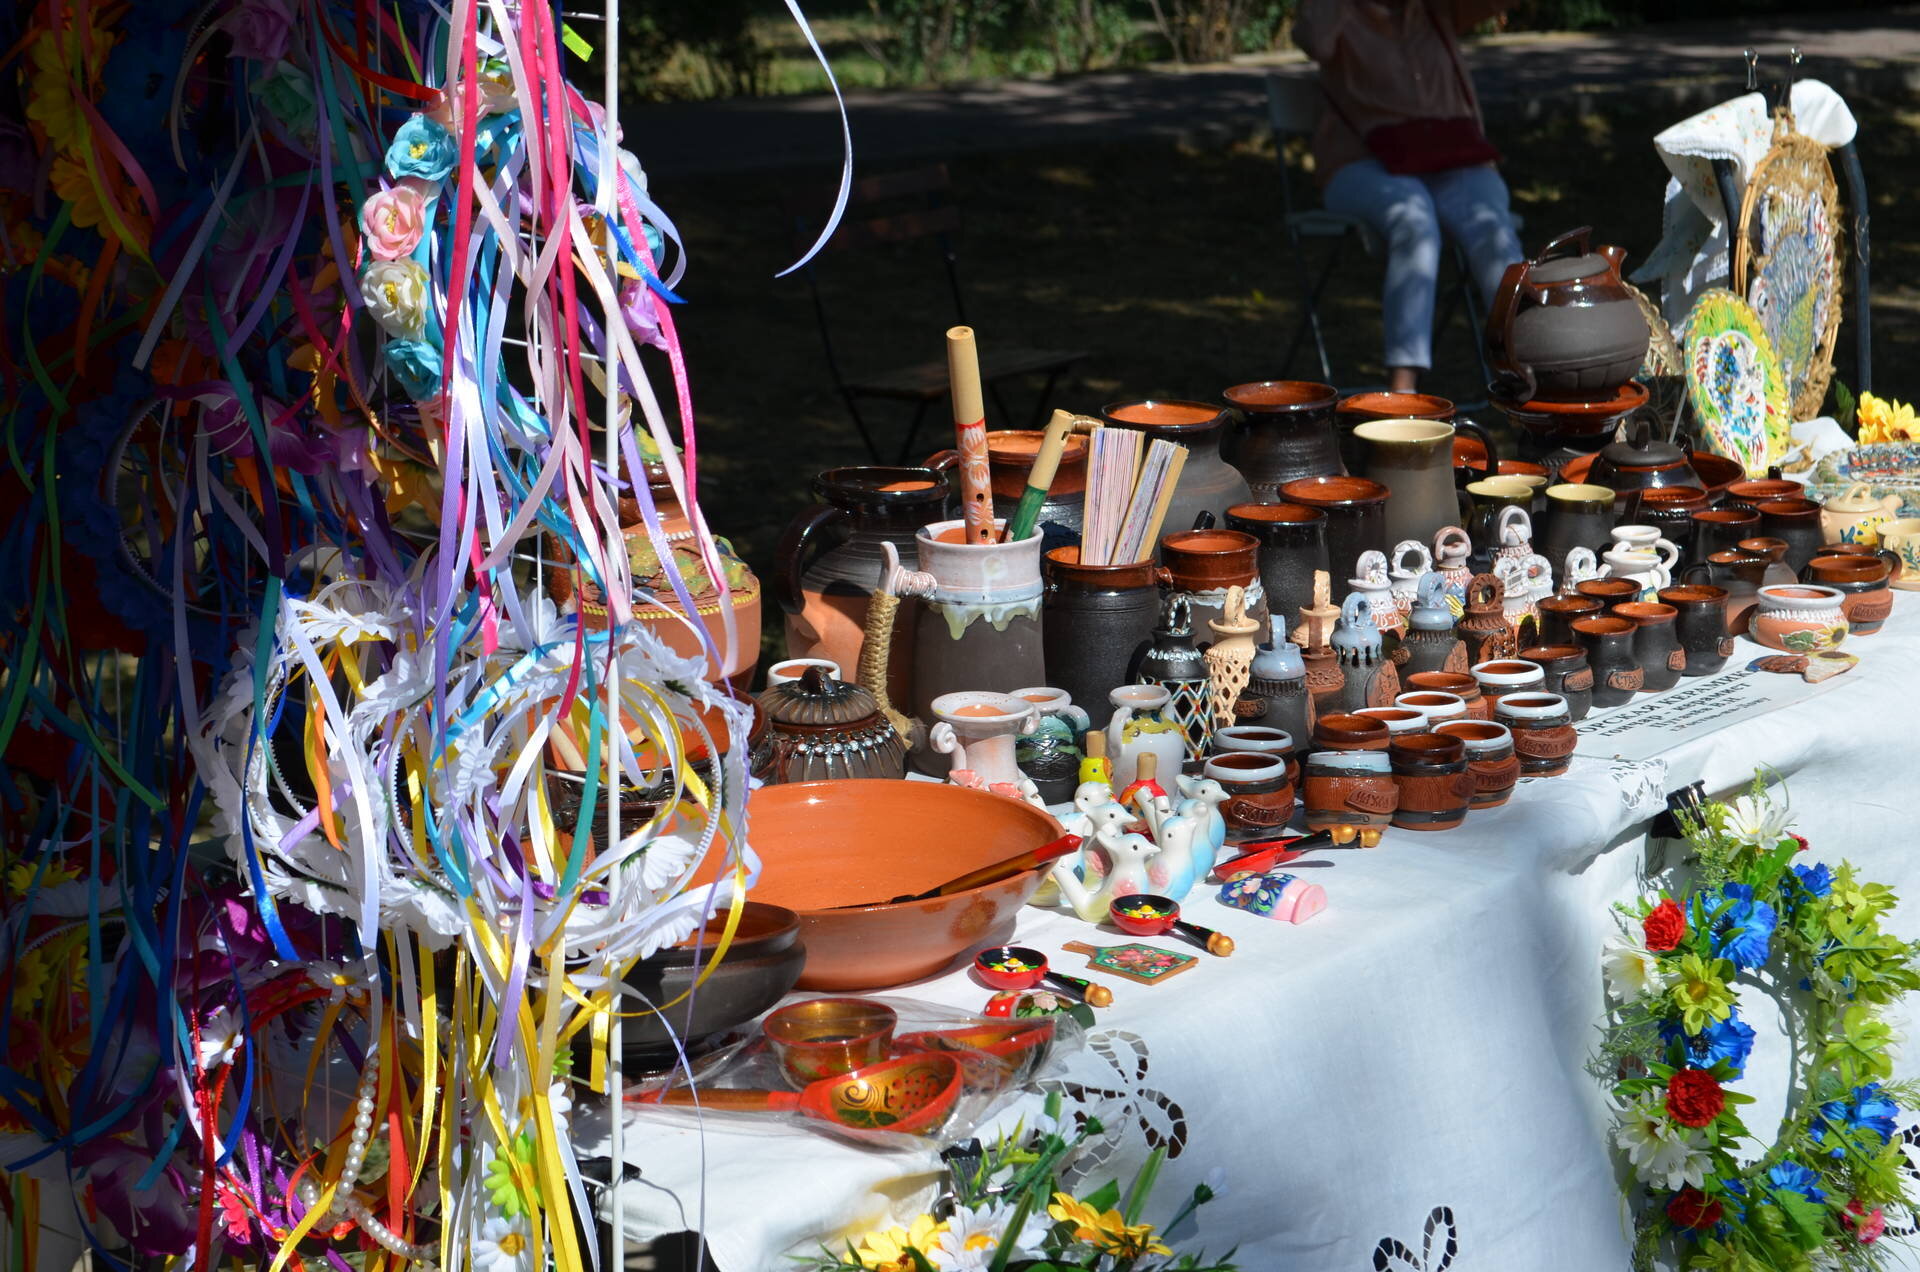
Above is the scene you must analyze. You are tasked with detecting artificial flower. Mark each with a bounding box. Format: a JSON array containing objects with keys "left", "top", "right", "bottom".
[
  {"left": 255, "top": 60, "right": 317, "bottom": 137},
  {"left": 483, "top": 1134, "right": 539, "bottom": 1219},
  {"left": 1720, "top": 789, "right": 1791, "bottom": 849},
  {"left": 839, "top": 1214, "right": 948, "bottom": 1270},
  {"left": 386, "top": 114, "right": 459, "bottom": 182},
  {"left": 473, "top": 1215, "right": 534, "bottom": 1272},
  {"left": 385, "top": 339, "right": 443, "bottom": 400},
  {"left": 361, "top": 260, "right": 429, "bottom": 338},
  {"left": 1603, "top": 940, "right": 1666, "bottom": 1002},
  {"left": 1662, "top": 1012, "right": 1755, "bottom": 1079},
  {"left": 1666, "top": 1068, "right": 1726, "bottom": 1128},
  {"left": 426, "top": 74, "right": 519, "bottom": 128},
  {"left": 1847, "top": 1199, "right": 1887, "bottom": 1244},
  {"left": 1046, "top": 1193, "right": 1172, "bottom": 1259},
  {"left": 1669, "top": 954, "right": 1736, "bottom": 1034},
  {"left": 1613, "top": 1094, "right": 1712, "bottom": 1191},
  {"left": 1665, "top": 1187, "right": 1722, "bottom": 1230},
  {"left": 26, "top": 18, "right": 116, "bottom": 157},
  {"left": 1709, "top": 883, "right": 1775, "bottom": 970},
  {"left": 360, "top": 182, "right": 430, "bottom": 261},
  {"left": 197, "top": 1006, "right": 245, "bottom": 1070},
  {"left": 1856, "top": 392, "right": 1920, "bottom": 445},
  {"left": 1813, "top": 1083, "right": 1899, "bottom": 1157},
  {"left": 225, "top": 0, "right": 294, "bottom": 62},
  {"left": 49, "top": 155, "right": 146, "bottom": 241},
  {"left": 927, "top": 1204, "right": 1035, "bottom": 1270},
  {"left": 1792, "top": 862, "right": 1833, "bottom": 898},
  {"left": 1643, "top": 898, "right": 1686, "bottom": 952},
  {"left": 1765, "top": 1160, "right": 1825, "bottom": 1204}
]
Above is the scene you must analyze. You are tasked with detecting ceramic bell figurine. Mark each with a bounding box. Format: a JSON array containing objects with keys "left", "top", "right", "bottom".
[
  {"left": 1205, "top": 585, "right": 1264, "bottom": 729},
  {"left": 1821, "top": 482, "right": 1904, "bottom": 546},
  {"left": 1432, "top": 525, "right": 1473, "bottom": 615},
  {"left": 1494, "top": 556, "right": 1537, "bottom": 648},
  {"left": 1136, "top": 593, "right": 1214, "bottom": 760},
  {"left": 1246, "top": 624, "right": 1315, "bottom": 752},
  {"left": 1295, "top": 570, "right": 1346, "bottom": 713},
  {"left": 1327, "top": 592, "right": 1400, "bottom": 715},
  {"left": 1350, "top": 550, "right": 1405, "bottom": 640},
  {"left": 1400, "top": 572, "right": 1469, "bottom": 678},
  {"left": 1388, "top": 539, "right": 1434, "bottom": 628},
  {"left": 1493, "top": 506, "right": 1536, "bottom": 569},
  {"left": 1523, "top": 553, "right": 1556, "bottom": 606},
  {"left": 1460, "top": 572, "right": 1515, "bottom": 664},
  {"left": 1562, "top": 546, "right": 1602, "bottom": 592}
]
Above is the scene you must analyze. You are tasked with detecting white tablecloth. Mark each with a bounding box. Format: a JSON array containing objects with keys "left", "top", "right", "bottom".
[{"left": 580, "top": 599, "right": 1920, "bottom": 1271}]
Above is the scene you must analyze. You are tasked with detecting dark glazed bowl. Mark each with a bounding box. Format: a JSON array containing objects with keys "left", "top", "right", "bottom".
[{"left": 613, "top": 902, "right": 806, "bottom": 1068}]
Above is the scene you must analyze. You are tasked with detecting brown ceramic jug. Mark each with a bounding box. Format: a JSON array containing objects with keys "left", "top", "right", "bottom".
[{"left": 1484, "top": 226, "right": 1650, "bottom": 403}]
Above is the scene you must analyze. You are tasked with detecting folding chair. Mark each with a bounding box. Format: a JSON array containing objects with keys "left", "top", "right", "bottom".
[
  {"left": 787, "top": 164, "right": 1090, "bottom": 464},
  {"left": 1264, "top": 71, "right": 1518, "bottom": 395}
]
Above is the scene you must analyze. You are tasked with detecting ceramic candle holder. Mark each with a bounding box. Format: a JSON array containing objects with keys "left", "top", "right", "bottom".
[
  {"left": 1301, "top": 749, "right": 1397, "bottom": 836},
  {"left": 1469, "top": 658, "right": 1546, "bottom": 708},
  {"left": 1388, "top": 732, "right": 1473, "bottom": 831},
  {"left": 1403, "top": 671, "right": 1489, "bottom": 719}
]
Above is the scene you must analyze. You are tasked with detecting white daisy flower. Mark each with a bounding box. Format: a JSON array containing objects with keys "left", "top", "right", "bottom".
[
  {"left": 928, "top": 1204, "right": 1029, "bottom": 1270},
  {"left": 1613, "top": 1093, "right": 1710, "bottom": 1191},
  {"left": 472, "top": 1215, "right": 534, "bottom": 1272},
  {"left": 1601, "top": 941, "right": 1667, "bottom": 1003},
  {"left": 1722, "top": 788, "right": 1791, "bottom": 848},
  {"left": 197, "top": 1007, "right": 245, "bottom": 1071}
]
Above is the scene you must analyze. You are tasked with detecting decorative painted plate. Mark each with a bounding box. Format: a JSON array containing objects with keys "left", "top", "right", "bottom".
[
  {"left": 1683, "top": 289, "right": 1792, "bottom": 478},
  {"left": 1807, "top": 443, "right": 1920, "bottom": 520},
  {"left": 1734, "top": 117, "right": 1843, "bottom": 421}
]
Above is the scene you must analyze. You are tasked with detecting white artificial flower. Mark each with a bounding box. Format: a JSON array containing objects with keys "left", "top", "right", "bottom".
[
  {"left": 1722, "top": 789, "right": 1792, "bottom": 848},
  {"left": 472, "top": 1216, "right": 534, "bottom": 1272},
  {"left": 360, "top": 259, "right": 429, "bottom": 338},
  {"left": 1613, "top": 1094, "right": 1710, "bottom": 1191},
  {"left": 1602, "top": 941, "right": 1667, "bottom": 1003},
  {"left": 929, "top": 1204, "right": 1027, "bottom": 1271},
  {"left": 547, "top": 1080, "right": 573, "bottom": 1124},
  {"left": 197, "top": 1006, "right": 245, "bottom": 1071}
]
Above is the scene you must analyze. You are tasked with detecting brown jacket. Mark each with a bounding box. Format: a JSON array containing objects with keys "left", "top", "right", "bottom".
[{"left": 1293, "top": 0, "right": 1506, "bottom": 184}]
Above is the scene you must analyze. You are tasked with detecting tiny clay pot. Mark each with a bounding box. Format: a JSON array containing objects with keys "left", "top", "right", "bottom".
[
  {"left": 1574, "top": 577, "right": 1641, "bottom": 608},
  {"left": 1495, "top": 692, "right": 1577, "bottom": 777},
  {"left": 1611, "top": 601, "right": 1684, "bottom": 694},
  {"left": 1657, "top": 585, "right": 1734, "bottom": 676},
  {"left": 1434, "top": 719, "right": 1519, "bottom": 809},
  {"left": 1201, "top": 751, "right": 1297, "bottom": 835},
  {"left": 1748, "top": 585, "right": 1849, "bottom": 653},
  {"left": 1301, "top": 749, "right": 1398, "bottom": 832},
  {"left": 1388, "top": 733, "right": 1474, "bottom": 831},
  {"left": 1393, "top": 690, "right": 1469, "bottom": 728},
  {"left": 1572, "top": 616, "right": 1643, "bottom": 707},
  {"left": 1519, "top": 644, "right": 1593, "bottom": 722},
  {"left": 1403, "top": 671, "right": 1489, "bottom": 720},
  {"left": 1354, "top": 706, "right": 1431, "bottom": 737},
  {"left": 1799, "top": 554, "right": 1893, "bottom": 636}
]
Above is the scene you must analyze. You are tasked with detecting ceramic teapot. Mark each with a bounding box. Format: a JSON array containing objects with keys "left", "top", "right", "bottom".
[
  {"left": 1820, "top": 482, "right": 1905, "bottom": 547},
  {"left": 1484, "top": 226, "right": 1650, "bottom": 402},
  {"left": 1587, "top": 418, "right": 1701, "bottom": 492}
]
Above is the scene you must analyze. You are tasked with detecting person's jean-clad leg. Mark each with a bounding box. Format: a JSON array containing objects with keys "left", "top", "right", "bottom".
[
  {"left": 1324, "top": 158, "right": 1442, "bottom": 372},
  {"left": 1423, "top": 163, "right": 1525, "bottom": 307}
]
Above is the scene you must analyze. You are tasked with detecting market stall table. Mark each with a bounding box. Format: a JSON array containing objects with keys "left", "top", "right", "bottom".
[{"left": 580, "top": 604, "right": 1920, "bottom": 1271}]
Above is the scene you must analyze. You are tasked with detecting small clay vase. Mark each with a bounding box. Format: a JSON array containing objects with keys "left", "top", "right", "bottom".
[
  {"left": 1246, "top": 631, "right": 1315, "bottom": 754},
  {"left": 1403, "top": 671, "right": 1489, "bottom": 720},
  {"left": 1749, "top": 585, "right": 1849, "bottom": 653},
  {"left": 1535, "top": 593, "right": 1604, "bottom": 647},
  {"left": 1573, "top": 616, "right": 1643, "bottom": 707},
  {"left": 1756, "top": 498, "right": 1826, "bottom": 574},
  {"left": 1399, "top": 572, "right": 1469, "bottom": 679},
  {"left": 1611, "top": 601, "right": 1683, "bottom": 694},
  {"left": 1799, "top": 554, "right": 1894, "bottom": 636},
  {"left": 1496, "top": 692, "right": 1577, "bottom": 777},
  {"left": 1656, "top": 586, "right": 1734, "bottom": 676},
  {"left": 1518, "top": 644, "right": 1593, "bottom": 722},
  {"left": 1435, "top": 720, "right": 1519, "bottom": 808},
  {"left": 1301, "top": 749, "right": 1398, "bottom": 834},
  {"left": 1689, "top": 507, "right": 1761, "bottom": 568},
  {"left": 1393, "top": 690, "right": 1469, "bottom": 728},
  {"left": 1312, "top": 713, "right": 1392, "bottom": 752},
  {"left": 1459, "top": 573, "right": 1515, "bottom": 665},
  {"left": 1202, "top": 751, "right": 1297, "bottom": 836},
  {"left": 1470, "top": 658, "right": 1546, "bottom": 710},
  {"left": 1389, "top": 733, "right": 1473, "bottom": 831}
]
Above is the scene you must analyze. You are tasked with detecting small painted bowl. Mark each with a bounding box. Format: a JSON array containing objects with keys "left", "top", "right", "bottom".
[
  {"left": 895, "top": 1020, "right": 1057, "bottom": 1089},
  {"left": 972, "top": 945, "right": 1049, "bottom": 991},
  {"left": 1749, "top": 584, "right": 1849, "bottom": 653},
  {"left": 763, "top": 997, "right": 898, "bottom": 1086},
  {"left": 1107, "top": 893, "right": 1181, "bottom": 937}
]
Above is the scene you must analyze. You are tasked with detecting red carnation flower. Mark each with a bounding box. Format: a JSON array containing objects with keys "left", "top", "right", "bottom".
[
  {"left": 1642, "top": 898, "right": 1686, "bottom": 952},
  {"left": 1791, "top": 833, "right": 1809, "bottom": 853},
  {"left": 1666, "top": 1187, "right": 1722, "bottom": 1230},
  {"left": 1666, "top": 1068, "right": 1726, "bottom": 1128}
]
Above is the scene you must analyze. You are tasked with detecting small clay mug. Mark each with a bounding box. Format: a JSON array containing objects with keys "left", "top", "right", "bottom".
[
  {"left": 1572, "top": 615, "right": 1643, "bottom": 707},
  {"left": 1355, "top": 706, "right": 1431, "bottom": 736},
  {"left": 1726, "top": 478, "right": 1802, "bottom": 510},
  {"left": 1469, "top": 658, "right": 1546, "bottom": 708},
  {"left": 1388, "top": 733, "right": 1473, "bottom": 831},
  {"left": 1202, "top": 751, "right": 1297, "bottom": 834},
  {"left": 1611, "top": 601, "right": 1684, "bottom": 693},
  {"left": 1755, "top": 498, "right": 1826, "bottom": 574},
  {"left": 1518, "top": 644, "right": 1592, "bottom": 721},
  {"left": 1311, "top": 713, "right": 1391, "bottom": 751},
  {"left": 1393, "top": 690, "right": 1468, "bottom": 727},
  {"left": 1495, "top": 692, "right": 1576, "bottom": 777},
  {"left": 1817, "top": 541, "right": 1904, "bottom": 580},
  {"left": 1656, "top": 585, "right": 1734, "bottom": 676},
  {"left": 1536, "top": 593, "right": 1604, "bottom": 647},
  {"left": 1638, "top": 486, "right": 1709, "bottom": 546},
  {"left": 1212, "top": 724, "right": 1296, "bottom": 757},
  {"left": 1301, "top": 749, "right": 1398, "bottom": 833},
  {"left": 1575, "top": 577, "right": 1641, "bottom": 607},
  {"left": 1434, "top": 719, "right": 1519, "bottom": 809},
  {"left": 763, "top": 998, "right": 898, "bottom": 1085},
  {"left": 1160, "top": 529, "right": 1261, "bottom": 591},
  {"left": 1799, "top": 554, "right": 1894, "bottom": 635},
  {"left": 1402, "top": 671, "right": 1489, "bottom": 719},
  {"left": 1689, "top": 506, "right": 1761, "bottom": 567}
]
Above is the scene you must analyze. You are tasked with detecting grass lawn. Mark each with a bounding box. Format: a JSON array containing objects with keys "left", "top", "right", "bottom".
[{"left": 638, "top": 89, "right": 1919, "bottom": 663}]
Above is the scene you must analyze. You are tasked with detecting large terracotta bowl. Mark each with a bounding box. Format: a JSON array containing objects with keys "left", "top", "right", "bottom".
[{"left": 714, "top": 782, "right": 1063, "bottom": 991}]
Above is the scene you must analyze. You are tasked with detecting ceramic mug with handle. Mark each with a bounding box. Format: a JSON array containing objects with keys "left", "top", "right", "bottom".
[
  {"left": 1877, "top": 518, "right": 1920, "bottom": 592},
  {"left": 1610, "top": 524, "right": 1681, "bottom": 573}
]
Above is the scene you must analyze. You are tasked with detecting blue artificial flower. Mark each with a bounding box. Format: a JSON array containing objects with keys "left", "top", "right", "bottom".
[
  {"left": 386, "top": 114, "right": 459, "bottom": 182},
  {"left": 1711, "top": 883, "right": 1776, "bottom": 969},
  {"left": 1681, "top": 1013, "right": 1756, "bottom": 1078},
  {"left": 1766, "top": 1160, "right": 1826, "bottom": 1204},
  {"left": 385, "top": 339, "right": 443, "bottom": 400},
  {"left": 1793, "top": 862, "right": 1833, "bottom": 898}
]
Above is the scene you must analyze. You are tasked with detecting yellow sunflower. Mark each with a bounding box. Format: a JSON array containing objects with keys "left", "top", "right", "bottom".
[
  {"left": 1857, "top": 392, "right": 1920, "bottom": 445},
  {"left": 840, "top": 1214, "right": 948, "bottom": 1270},
  {"left": 1047, "top": 1193, "right": 1172, "bottom": 1259},
  {"left": 49, "top": 154, "right": 147, "bottom": 243}
]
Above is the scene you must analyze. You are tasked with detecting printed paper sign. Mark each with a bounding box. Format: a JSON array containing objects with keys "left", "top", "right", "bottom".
[{"left": 1574, "top": 659, "right": 1853, "bottom": 760}]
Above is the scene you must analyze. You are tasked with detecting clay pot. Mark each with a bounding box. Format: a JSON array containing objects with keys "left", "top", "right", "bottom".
[
  {"left": 759, "top": 666, "right": 909, "bottom": 783},
  {"left": 1435, "top": 720, "right": 1519, "bottom": 809},
  {"left": 1159, "top": 528, "right": 1266, "bottom": 638},
  {"left": 1725, "top": 478, "right": 1802, "bottom": 511},
  {"left": 1301, "top": 749, "right": 1398, "bottom": 832},
  {"left": 1202, "top": 751, "right": 1298, "bottom": 835},
  {"left": 699, "top": 781, "right": 1062, "bottom": 991},
  {"left": 1470, "top": 658, "right": 1546, "bottom": 709},
  {"left": 1575, "top": 577, "right": 1641, "bottom": 608},
  {"left": 1573, "top": 616, "right": 1643, "bottom": 707},
  {"left": 1639, "top": 486, "right": 1709, "bottom": 548},
  {"left": 1611, "top": 601, "right": 1683, "bottom": 694},
  {"left": 1403, "top": 671, "right": 1489, "bottom": 719},
  {"left": 1213, "top": 724, "right": 1296, "bottom": 756},
  {"left": 1227, "top": 502, "right": 1330, "bottom": 635},
  {"left": 1355, "top": 706, "right": 1431, "bottom": 737},
  {"left": 1690, "top": 507, "right": 1762, "bottom": 567},
  {"left": 1311, "top": 712, "right": 1391, "bottom": 751},
  {"left": 1749, "top": 584, "right": 1849, "bottom": 653},
  {"left": 1222, "top": 380, "right": 1344, "bottom": 493},
  {"left": 1102, "top": 399, "right": 1251, "bottom": 531},
  {"left": 911, "top": 518, "right": 1046, "bottom": 730},
  {"left": 1496, "top": 692, "right": 1576, "bottom": 777},
  {"left": 1393, "top": 690, "right": 1469, "bottom": 727},
  {"left": 1685, "top": 538, "right": 1796, "bottom": 635},
  {"left": 613, "top": 903, "right": 806, "bottom": 1068},
  {"left": 1484, "top": 227, "right": 1649, "bottom": 402},
  {"left": 1388, "top": 732, "right": 1473, "bottom": 831},
  {"left": 1799, "top": 554, "right": 1894, "bottom": 636},
  {"left": 1535, "top": 594, "right": 1604, "bottom": 647},
  {"left": 1657, "top": 585, "right": 1734, "bottom": 676},
  {"left": 1756, "top": 497, "right": 1826, "bottom": 574},
  {"left": 1043, "top": 547, "right": 1167, "bottom": 730},
  {"left": 985, "top": 430, "right": 1090, "bottom": 546},
  {"left": 1279, "top": 476, "right": 1391, "bottom": 595},
  {"left": 1519, "top": 644, "right": 1593, "bottom": 721}
]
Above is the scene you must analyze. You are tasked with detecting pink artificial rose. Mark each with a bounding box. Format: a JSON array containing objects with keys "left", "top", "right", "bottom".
[
  {"left": 227, "top": 0, "right": 294, "bottom": 62},
  {"left": 360, "top": 181, "right": 430, "bottom": 261}
]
